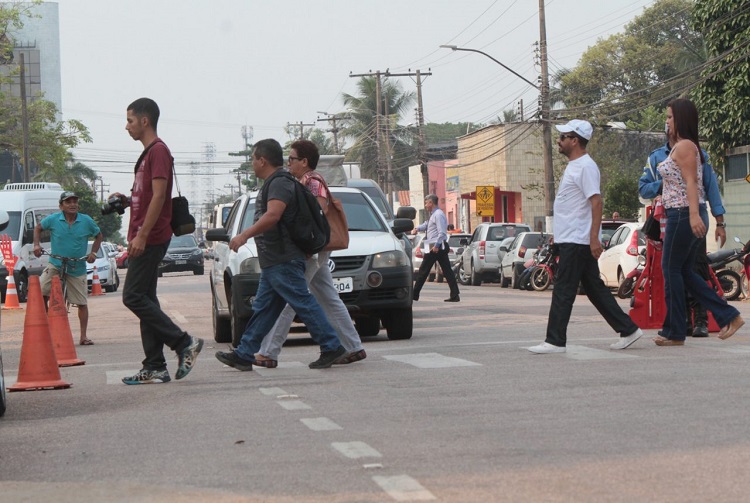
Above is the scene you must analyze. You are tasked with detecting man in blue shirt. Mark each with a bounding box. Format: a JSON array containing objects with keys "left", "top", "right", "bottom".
[
  {"left": 34, "top": 191, "right": 103, "bottom": 345},
  {"left": 639, "top": 123, "right": 727, "bottom": 337},
  {"left": 411, "top": 194, "right": 460, "bottom": 302}
]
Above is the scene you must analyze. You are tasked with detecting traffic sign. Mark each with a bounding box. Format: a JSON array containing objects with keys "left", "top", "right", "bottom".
[{"left": 476, "top": 186, "right": 494, "bottom": 217}]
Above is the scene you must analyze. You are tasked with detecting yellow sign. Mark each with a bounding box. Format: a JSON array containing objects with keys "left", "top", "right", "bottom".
[
  {"left": 745, "top": 173, "right": 750, "bottom": 184},
  {"left": 476, "top": 186, "right": 495, "bottom": 217}
]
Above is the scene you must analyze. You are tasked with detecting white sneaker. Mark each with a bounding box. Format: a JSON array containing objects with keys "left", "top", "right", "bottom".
[
  {"left": 610, "top": 328, "right": 643, "bottom": 350},
  {"left": 528, "top": 342, "right": 566, "bottom": 354}
]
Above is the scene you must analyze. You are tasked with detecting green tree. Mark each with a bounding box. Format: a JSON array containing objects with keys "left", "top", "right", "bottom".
[
  {"left": 282, "top": 126, "right": 336, "bottom": 154},
  {"left": 422, "top": 122, "right": 480, "bottom": 143},
  {"left": 340, "top": 76, "right": 416, "bottom": 188},
  {"left": 692, "top": 0, "right": 750, "bottom": 169},
  {"left": 556, "top": 0, "right": 706, "bottom": 122}
]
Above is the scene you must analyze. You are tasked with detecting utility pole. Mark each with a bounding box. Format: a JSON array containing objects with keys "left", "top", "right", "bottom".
[
  {"left": 287, "top": 121, "right": 315, "bottom": 140},
  {"left": 349, "top": 69, "right": 432, "bottom": 197},
  {"left": 19, "top": 52, "right": 30, "bottom": 183},
  {"left": 317, "top": 112, "right": 342, "bottom": 154},
  {"left": 539, "top": 0, "right": 555, "bottom": 230}
]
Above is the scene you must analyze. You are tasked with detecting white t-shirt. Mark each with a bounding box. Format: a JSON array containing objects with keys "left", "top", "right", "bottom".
[{"left": 553, "top": 153, "right": 602, "bottom": 245}]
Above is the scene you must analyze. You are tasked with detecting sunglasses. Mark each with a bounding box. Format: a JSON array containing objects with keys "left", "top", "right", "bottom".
[{"left": 559, "top": 134, "right": 577, "bottom": 141}]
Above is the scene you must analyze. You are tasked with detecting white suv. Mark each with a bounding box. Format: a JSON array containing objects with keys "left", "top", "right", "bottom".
[{"left": 458, "top": 223, "right": 531, "bottom": 286}]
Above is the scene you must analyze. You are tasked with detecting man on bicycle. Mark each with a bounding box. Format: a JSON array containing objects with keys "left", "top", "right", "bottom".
[{"left": 33, "top": 191, "right": 103, "bottom": 346}]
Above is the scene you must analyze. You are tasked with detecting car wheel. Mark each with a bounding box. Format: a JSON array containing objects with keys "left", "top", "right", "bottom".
[
  {"left": 16, "top": 271, "right": 28, "bottom": 303},
  {"left": 355, "top": 316, "right": 380, "bottom": 337},
  {"left": 113, "top": 272, "right": 120, "bottom": 292},
  {"left": 511, "top": 266, "right": 522, "bottom": 289},
  {"left": 0, "top": 349, "right": 6, "bottom": 417},
  {"left": 457, "top": 261, "right": 471, "bottom": 286},
  {"left": 382, "top": 308, "right": 413, "bottom": 340},
  {"left": 212, "top": 290, "right": 232, "bottom": 343},
  {"left": 470, "top": 262, "right": 482, "bottom": 286},
  {"left": 500, "top": 267, "right": 510, "bottom": 288},
  {"left": 194, "top": 267, "right": 205, "bottom": 276}
]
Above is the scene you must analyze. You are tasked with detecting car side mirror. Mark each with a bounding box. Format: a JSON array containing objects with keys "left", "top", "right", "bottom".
[
  {"left": 396, "top": 206, "right": 416, "bottom": 220},
  {"left": 205, "top": 228, "right": 230, "bottom": 243},
  {"left": 392, "top": 218, "right": 414, "bottom": 235},
  {"left": 499, "top": 245, "right": 508, "bottom": 252},
  {"left": 734, "top": 236, "right": 741, "bottom": 244}
]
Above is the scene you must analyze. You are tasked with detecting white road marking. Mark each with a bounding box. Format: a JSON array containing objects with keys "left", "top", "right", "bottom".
[
  {"left": 168, "top": 310, "right": 187, "bottom": 323},
  {"left": 300, "top": 417, "right": 342, "bottom": 431},
  {"left": 277, "top": 400, "right": 311, "bottom": 411},
  {"left": 259, "top": 387, "right": 287, "bottom": 396},
  {"left": 561, "top": 345, "right": 639, "bottom": 360},
  {"left": 331, "top": 441, "right": 382, "bottom": 459},
  {"left": 372, "top": 475, "right": 436, "bottom": 501},
  {"left": 382, "top": 352, "right": 481, "bottom": 368}
]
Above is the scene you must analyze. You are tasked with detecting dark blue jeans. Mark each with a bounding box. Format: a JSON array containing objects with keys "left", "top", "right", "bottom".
[
  {"left": 123, "top": 241, "right": 189, "bottom": 371},
  {"left": 661, "top": 206, "right": 740, "bottom": 340},
  {"left": 234, "top": 259, "right": 342, "bottom": 360},
  {"left": 546, "top": 243, "right": 639, "bottom": 347}
]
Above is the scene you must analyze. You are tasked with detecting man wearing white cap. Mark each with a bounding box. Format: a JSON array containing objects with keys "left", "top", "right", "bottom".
[{"left": 528, "top": 119, "right": 643, "bottom": 354}]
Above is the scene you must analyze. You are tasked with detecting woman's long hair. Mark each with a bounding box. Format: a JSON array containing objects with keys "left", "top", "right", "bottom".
[{"left": 668, "top": 98, "right": 705, "bottom": 164}]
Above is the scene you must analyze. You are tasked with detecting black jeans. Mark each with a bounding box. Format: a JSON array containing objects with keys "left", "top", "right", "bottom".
[
  {"left": 122, "top": 241, "right": 189, "bottom": 371},
  {"left": 413, "top": 243, "right": 459, "bottom": 298},
  {"left": 545, "top": 243, "right": 638, "bottom": 347}
]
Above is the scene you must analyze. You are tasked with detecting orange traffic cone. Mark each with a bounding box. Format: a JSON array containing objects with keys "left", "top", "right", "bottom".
[
  {"left": 8, "top": 276, "right": 71, "bottom": 391},
  {"left": 2, "top": 270, "right": 22, "bottom": 310},
  {"left": 48, "top": 275, "right": 85, "bottom": 367},
  {"left": 90, "top": 266, "right": 103, "bottom": 296}
]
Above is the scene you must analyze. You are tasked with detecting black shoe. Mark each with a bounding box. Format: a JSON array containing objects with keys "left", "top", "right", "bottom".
[
  {"left": 692, "top": 325, "right": 709, "bottom": 337},
  {"left": 413, "top": 292, "right": 420, "bottom": 301},
  {"left": 444, "top": 295, "right": 460, "bottom": 302},
  {"left": 215, "top": 350, "right": 254, "bottom": 371},
  {"left": 309, "top": 346, "right": 347, "bottom": 369}
]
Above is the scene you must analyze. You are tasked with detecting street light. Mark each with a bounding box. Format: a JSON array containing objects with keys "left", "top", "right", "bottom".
[{"left": 439, "top": 44, "right": 554, "bottom": 229}]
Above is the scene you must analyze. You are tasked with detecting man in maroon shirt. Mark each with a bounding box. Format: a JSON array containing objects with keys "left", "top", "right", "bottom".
[{"left": 112, "top": 98, "right": 203, "bottom": 385}]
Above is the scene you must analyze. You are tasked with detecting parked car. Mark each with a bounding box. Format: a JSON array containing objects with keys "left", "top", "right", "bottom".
[
  {"left": 206, "top": 187, "right": 415, "bottom": 346},
  {"left": 601, "top": 219, "right": 632, "bottom": 247},
  {"left": 115, "top": 250, "right": 128, "bottom": 269},
  {"left": 598, "top": 223, "right": 645, "bottom": 288},
  {"left": 500, "top": 232, "right": 550, "bottom": 289},
  {"left": 158, "top": 234, "right": 205, "bottom": 276},
  {"left": 86, "top": 242, "right": 119, "bottom": 292},
  {"left": 496, "top": 237, "right": 516, "bottom": 264},
  {"left": 436, "top": 233, "right": 472, "bottom": 282},
  {"left": 458, "top": 223, "right": 531, "bottom": 286}
]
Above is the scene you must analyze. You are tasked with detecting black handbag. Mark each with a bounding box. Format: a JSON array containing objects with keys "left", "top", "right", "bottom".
[
  {"left": 171, "top": 173, "right": 195, "bottom": 236},
  {"left": 642, "top": 214, "right": 661, "bottom": 241}
]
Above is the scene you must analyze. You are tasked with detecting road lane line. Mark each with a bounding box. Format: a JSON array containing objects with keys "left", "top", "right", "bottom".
[
  {"left": 300, "top": 417, "right": 342, "bottom": 431},
  {"left": 331, "top": 441, "right": 382, "bottom": 459},
  {"left": 382, "top": 352, "right": 481, "bottom": 368},
  {"left": 372, "top": 475, "right": 436, "bottom": 501},
  {"left": 259, "top": 387, "right": 287, "bottom": 396},
  {"left": 277, "top": 400, "right": 311, "bottom": 411}
]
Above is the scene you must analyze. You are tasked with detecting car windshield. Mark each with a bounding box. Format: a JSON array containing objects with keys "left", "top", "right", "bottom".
[
  {"left": 336, "top": 191, "right": 388, "bottom": 232},
  {"left": 169, "top": 235, "right": 198, "bottom": 249},
  {"left": 447, "top": 235, "right": 468, "bottom": 247},
  {"left": 357, "top": 187, "right": 391, "bottom": 220},
  {"left": 488, "top": 225, "right": 527, "bottom": 241}
]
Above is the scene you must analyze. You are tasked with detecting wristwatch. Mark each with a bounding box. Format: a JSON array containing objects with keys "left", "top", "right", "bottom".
[{"left": 716, "top": 222, "right": 726, "bottom": 228}]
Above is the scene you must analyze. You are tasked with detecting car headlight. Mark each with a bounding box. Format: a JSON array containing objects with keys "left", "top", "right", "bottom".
[
  {"left": 240, "top": 257, "right": 261, "bottom": 274},
  {"left": 192, "top": 249, "right": 202, "bottom": 256},
  {"left": 99, "top": 265, "right": 109, "bottom": 271},
  {"left": 371, "top": 250, "right": 409, "bottom": 268},
  {"left": 163, "top": 253, "right": 173, "bottom": 259}
]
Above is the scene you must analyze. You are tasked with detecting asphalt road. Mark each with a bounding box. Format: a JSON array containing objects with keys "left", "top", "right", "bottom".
[{"left": 2, "top": 269, "right": 750, "bottom": 502}]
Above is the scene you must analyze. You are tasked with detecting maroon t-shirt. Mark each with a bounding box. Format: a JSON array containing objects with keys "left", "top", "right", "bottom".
[{"left": 129, "top": 139, "right": 174, "bottom": 245}]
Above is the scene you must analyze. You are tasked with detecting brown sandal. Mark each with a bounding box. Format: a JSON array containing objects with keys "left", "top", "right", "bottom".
[
  {"left": 719, "top": 315, "right": 745, "bottom": 340},
  {"left": 653, "top": 336, "right": 684, "bottom": 347},
  {"left": 252, "top": 353, "right": 278, "bottom": 368}
]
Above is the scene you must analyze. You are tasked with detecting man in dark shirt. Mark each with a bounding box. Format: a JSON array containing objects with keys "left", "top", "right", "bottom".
[{"left": 215, "top": 139, "right": 345, "bottom": 370}]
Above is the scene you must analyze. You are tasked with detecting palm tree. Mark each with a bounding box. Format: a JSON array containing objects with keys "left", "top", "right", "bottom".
[
  {"left": 33, "top": 152, "right": 97, "bottom": 192},
  {"left": 340, "top": 77, "right": 417, "bottom": 189}
]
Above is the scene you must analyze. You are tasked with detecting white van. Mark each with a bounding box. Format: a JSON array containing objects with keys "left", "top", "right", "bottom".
[{"left": 0, "top": 182, "right": 64, "bottom": 303}]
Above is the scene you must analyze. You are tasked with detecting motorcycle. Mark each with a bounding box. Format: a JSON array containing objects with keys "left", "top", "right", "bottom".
[
  {"left": 528, "top": 241, "right": 559, "bottom": 291},
  {"left": 706, "top": 238, "right": 747, "bottom": 301},
  {"left": 617, "top": 248, "right": 647, "bottom": 299}
]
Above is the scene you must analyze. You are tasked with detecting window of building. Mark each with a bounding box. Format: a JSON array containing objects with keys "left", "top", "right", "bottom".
[{"left": 726, "top": 153, "right": 748, "bottom": 181}]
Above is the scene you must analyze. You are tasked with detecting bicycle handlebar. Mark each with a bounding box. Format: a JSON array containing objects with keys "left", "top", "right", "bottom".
[{"left": 41, "top": 250, "right": 89, "bottom": 262}]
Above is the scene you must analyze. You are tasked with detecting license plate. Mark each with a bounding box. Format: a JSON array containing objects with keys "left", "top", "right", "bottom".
[
  {"left": 175, "top": 260, "right": 187, "bottom": 265},
  {"left": 332, "top": 277, "right": 353, "bottom": 293}
]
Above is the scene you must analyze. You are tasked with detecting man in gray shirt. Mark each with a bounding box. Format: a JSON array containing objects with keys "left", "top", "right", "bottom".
[
  {"left": 215, "top": 139, "right": 345, "bottom": 370},
  {"left": 411, "top": 194, "right": 460, "bottom": 302}
]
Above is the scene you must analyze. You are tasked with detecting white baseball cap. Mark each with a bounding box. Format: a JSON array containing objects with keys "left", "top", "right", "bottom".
[{"left": 555, "top": 119, "right": 593, "bottom": 141}]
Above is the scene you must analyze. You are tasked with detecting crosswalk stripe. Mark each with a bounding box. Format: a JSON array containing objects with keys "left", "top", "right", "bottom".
[
  {"left": 382, "top": 352, "right": 482, "bottom": 368},
  {"left": 331, "top": 441, "right": 381, "bottom": 459},
  {"left": 372, "top": 475, "right": 436, "bottom": 501},
  {"left": 301, "top": 417, "right": 342, "bottom": 431}
]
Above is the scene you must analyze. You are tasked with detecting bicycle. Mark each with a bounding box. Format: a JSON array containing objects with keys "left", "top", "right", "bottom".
[{"left": 41, "top": 250, "right": 89, "bottom": 312}]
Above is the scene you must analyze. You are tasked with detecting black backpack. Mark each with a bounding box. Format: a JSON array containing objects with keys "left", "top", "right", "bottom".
[{"left": 261, "top": 171, "right": 330, "bottom": 255}]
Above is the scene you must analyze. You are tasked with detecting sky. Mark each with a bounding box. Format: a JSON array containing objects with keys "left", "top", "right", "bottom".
[{"left": 46, "top": 0, "right": 657, "bottom": 217}]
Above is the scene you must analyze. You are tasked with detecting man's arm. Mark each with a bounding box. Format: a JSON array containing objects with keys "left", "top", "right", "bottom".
[
  {"left": 230, "top": 199, "right": 287, "bottom": 252},
  {"left": 701, "top": 156, "right": 727, "bottom": 247},
  {"left": 128, "top": 177, "right": 168, "bottom": 257},
  {"left": 33, "top": 223, "right": 43, "bottom": 257},
  {"left": 589, "top": 194, "right": 604, "bottom": 259},
  {"left": 87, "top": 232, "right": 104, "bottom": 263},
  {"left": 638, "top": 156, "right": 662, "bottom": 200}
]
